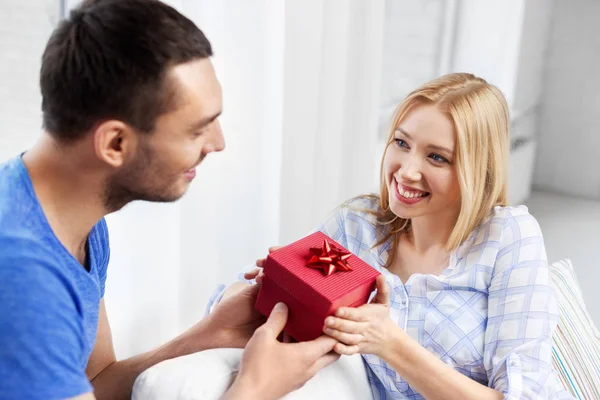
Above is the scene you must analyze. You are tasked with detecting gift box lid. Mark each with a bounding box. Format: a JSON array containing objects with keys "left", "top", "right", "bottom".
[{"left": 263, "top": 231, "right": 380, "bottom": 313}]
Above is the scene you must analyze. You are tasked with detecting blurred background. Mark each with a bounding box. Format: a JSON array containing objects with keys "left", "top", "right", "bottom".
[{"left": 1, "top": 0, "right": 599, "bottom": 359}]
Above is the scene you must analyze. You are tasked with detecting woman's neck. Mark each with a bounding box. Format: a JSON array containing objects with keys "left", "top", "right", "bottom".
[{"left": 405, "top": 211, "right": 458, "bottom": 255}]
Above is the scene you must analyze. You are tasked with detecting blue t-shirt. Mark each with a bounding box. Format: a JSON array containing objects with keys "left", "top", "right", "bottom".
[{"left": 0, "top": 155, "right": 110, "bottom": 399}]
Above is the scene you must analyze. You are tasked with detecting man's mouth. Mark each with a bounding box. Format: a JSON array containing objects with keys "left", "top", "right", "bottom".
[{"left": 183, "top": 169, "right": 196, "bottom": 180}]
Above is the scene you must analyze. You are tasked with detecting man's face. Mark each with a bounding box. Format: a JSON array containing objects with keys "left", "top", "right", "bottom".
[{"left": 105, "top": 58, "right": 224, "bottom": 209}]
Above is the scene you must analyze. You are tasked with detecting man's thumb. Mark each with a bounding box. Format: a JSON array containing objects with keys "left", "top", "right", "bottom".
[{"left": 263, "top": 302, "right": 289, "bottom": 337}]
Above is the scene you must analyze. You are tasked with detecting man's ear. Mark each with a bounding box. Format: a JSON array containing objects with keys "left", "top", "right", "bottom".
[{"left": 92, "top": 120, "right": 136, "bottom": 168}]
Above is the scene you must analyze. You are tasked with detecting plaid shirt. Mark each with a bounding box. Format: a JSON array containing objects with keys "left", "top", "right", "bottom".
[{"left": 208, "top": 197, "right": 572, "bottom": 399}]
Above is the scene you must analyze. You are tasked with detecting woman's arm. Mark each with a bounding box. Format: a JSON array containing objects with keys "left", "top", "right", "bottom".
[
  {"left": 324, "top": 277, "right": 503, "bottom": 400},
  {"left": 380, "top": 324, "right": 502, "bottom": 400}
]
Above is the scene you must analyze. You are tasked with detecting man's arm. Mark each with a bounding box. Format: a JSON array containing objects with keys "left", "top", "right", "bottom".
[
  {"left": 87, "top": 299, "right": 221, "bottom": 400},
  {"left": 86, "top": 300, "right": 116, "bottom": 382},
  {"left": 88, "top": 282, "right": 340, "bottom": 400},
  {"left": 69, "top": 393, "right": 96, "bottom": 400}
]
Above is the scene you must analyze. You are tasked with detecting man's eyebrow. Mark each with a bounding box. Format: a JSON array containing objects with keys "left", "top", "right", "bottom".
[{"left": 188, "top": 111, "right": 222, "bottom": 132}]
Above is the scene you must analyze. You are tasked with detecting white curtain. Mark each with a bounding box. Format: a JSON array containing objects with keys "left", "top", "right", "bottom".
[
  {"left": 105, "top": 0, "right": 387, "bottom": 358},
  {"left": 0, "top": 0, "right": 386, "bottom": 359}
]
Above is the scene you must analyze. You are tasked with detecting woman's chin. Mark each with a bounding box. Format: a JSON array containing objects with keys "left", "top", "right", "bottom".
[{"left": 389, "top": 202, "right": 419, "bottom": 220}]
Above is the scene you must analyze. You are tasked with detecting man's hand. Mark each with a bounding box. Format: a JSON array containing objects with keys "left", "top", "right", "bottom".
[
  {"left": 219, "top": 245, "right": 281, "bottom": 302},
  {"left": 255, "top": 246, "right": 282, "bottom": 269},
  {"left": 203, "top": 283, "right": 266, "bottom": 349},
  {"left": 224, "top": 303, "right": 340, "bottom": 400}
]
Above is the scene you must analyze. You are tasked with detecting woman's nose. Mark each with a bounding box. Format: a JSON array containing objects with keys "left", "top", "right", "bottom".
[{"left": 399, "top": 155, "right": 422, "bottom": 182}]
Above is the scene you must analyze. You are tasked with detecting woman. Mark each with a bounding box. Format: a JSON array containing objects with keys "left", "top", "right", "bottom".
[{"left": 214, "top": 73, "right": 571, "bottom": 399}]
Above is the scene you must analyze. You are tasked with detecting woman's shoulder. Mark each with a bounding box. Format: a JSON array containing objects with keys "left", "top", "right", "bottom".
[
  {"left": 454, "top": 205, "right": 547, "bottom": 276},
  {"left": 318, "top": 195, "right": 385, "bottom": 252},
  {"left": 487, "top": 204, "right": 542, "bottom": 236},
  {"left": 464, "top": 204, "right": 544, "bottom": 253},
  {"left": 341, "top": 195, "right": 381, "bottom": 217}
]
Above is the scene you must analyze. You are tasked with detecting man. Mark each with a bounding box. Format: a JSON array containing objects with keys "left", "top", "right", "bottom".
[{"left": 0, "top": 0, "right": 339, "bottom": 399}]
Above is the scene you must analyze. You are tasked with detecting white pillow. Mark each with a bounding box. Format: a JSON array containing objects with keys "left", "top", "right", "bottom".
[
  {"left": 133, "top": 258, "right": 600, "bottom": 400},
  {"left": 132, "top": 348, "right": 373, "bottom": 400},
  {"left": 550, "top": 259, "right": 600, "bottom": 399}
]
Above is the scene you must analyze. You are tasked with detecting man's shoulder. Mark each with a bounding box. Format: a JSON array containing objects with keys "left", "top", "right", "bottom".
[
  {"left": 0, "top": 234, "right": 79, "bottom": 308},
  {"left": 0, "top": 155, "right": 26, "bottom": 196},
  {"left": 0, "top": 156, "right": 38, "bottom": 230}
]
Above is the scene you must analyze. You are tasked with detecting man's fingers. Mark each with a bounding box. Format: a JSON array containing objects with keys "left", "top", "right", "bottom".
[
  {"left": 255, "top": 245, "right": 282, "bottom": 267},
  {"left": 310, "top": 352, "right": 341, "bottom": 374},
  {"left": 239, "top": 281, "right": 260, "bottom": 298},
  {"left": 268, "top": 246, "right": 282, "bottom": 253},
  {"left": 260, "top": 303, "right": 289, "bottom": 338},
  {"left": 299, "top": 334, "right": 338, "bottom": 359},
  {"left": 255, "top": 273, "right": 264, "bottom": 285},
  {"left": 244, "top": 267, "right": 262, "bottom": 280},
  {"left": 372, "top": 275, "right": 390, "bottom": 306},
  {"left": 282, "top": 332, "right": 295, "bottom": 343}
]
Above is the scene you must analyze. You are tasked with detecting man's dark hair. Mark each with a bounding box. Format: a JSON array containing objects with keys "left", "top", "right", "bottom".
[{"left": 40, "top": 0, "right": 213, "bottom": 141}]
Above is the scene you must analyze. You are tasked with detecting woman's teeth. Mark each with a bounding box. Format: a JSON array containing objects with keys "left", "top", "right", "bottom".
[{"left": 399, "top": 186, "right": 428, "bottom": 199}]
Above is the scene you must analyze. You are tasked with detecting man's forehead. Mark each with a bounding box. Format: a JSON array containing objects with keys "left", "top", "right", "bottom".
[{"left": 165, "top": 58, "right": 222, "bottom": 115}]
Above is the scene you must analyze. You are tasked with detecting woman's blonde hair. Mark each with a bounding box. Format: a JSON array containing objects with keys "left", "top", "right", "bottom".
[{"left": 361, "top": 73, "right": 509, "bottom": 267}]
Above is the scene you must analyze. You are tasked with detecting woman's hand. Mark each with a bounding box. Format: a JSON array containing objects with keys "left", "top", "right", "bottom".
[{"left": 323, "top": 275, "right": 396, "bottom": 357}]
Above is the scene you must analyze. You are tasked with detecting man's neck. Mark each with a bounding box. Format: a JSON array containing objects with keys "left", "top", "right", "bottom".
[{"left": 22, "top": 134, "right": 108, "bottom": 263}]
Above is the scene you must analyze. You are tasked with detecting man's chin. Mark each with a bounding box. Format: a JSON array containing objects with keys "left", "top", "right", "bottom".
[{"left": 136, "top": 186, "right": 189, "bottom": 204}]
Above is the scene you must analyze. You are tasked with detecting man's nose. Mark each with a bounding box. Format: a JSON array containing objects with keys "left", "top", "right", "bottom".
[{"left": 206, "top": 120, "right": 225, "bottom": 153}]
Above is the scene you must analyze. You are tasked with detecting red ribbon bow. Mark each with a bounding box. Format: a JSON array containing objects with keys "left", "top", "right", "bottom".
[{"left": 306, "top": 240, "right": 353, "bottom": 276}]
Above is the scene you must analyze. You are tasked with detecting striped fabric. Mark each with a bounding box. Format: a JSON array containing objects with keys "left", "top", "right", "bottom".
[{"left": 550, "top": 259, "right": 600, "bottom": 399}]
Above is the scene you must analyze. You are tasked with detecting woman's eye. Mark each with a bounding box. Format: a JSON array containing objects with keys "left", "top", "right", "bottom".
[
  {"left": 394, "top": 139, "right": 409, "bottom": 148},
  {"left": 430, "top": 153, "right": 449, "bottom": 163}
]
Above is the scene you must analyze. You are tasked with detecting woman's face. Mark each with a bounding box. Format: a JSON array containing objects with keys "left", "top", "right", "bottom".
[{"left": 383, "top": 104, "right": 461, "bottom": 222}]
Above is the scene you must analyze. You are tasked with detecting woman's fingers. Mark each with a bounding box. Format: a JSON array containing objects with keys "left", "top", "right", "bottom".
[
  {"left": 324, "top": 316, "right": 364, "bottom": 334},
  {"left": 372, "top": 275, "right": 391, "bottom": 306},
  {"left": 323, "top": 327, "right": 364, "bottom": 346},
  {"left": 333, "top": 342, "right": 360, "bottom": 356},
  {"left": 335, "top": 306, "right": 369, "bottom": 322}
]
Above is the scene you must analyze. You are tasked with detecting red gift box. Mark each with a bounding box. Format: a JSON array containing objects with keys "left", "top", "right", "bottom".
[{"left": 254, "top": 231, "right": 381, "bottom": 342}]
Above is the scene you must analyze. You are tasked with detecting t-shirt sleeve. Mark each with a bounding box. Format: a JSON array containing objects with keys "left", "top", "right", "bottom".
[{"left": 0, "top": 256, "right": 92, "bottom": 399}]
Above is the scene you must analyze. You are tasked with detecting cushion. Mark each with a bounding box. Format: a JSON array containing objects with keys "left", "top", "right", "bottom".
[
  {"left": 550, "top": 259, "right": 600, "bottom": 399},
  {"left": 132, "top": 348, "right": 373, "bottom": 400}
]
